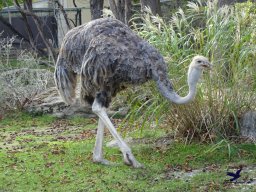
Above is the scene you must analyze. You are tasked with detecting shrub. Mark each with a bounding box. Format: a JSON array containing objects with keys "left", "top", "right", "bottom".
[{"left": 0, "top": 36, "right": 54, "bottom": 113}]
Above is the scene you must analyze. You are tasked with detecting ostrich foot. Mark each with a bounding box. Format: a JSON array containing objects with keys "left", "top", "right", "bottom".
[
  {"left": 93, "top": 158, "right": 114, "bottom": 166},
  {"left": 123, "top": 151, "right": 144, "bottom": 168}
]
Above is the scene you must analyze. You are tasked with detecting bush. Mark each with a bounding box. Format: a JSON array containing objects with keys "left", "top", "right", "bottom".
[
  {"left": 0, "top": 36, "right": 54, "bottom": 113},
  {"left": 124, "top": 0, "right": 256, "bottom": 142}
]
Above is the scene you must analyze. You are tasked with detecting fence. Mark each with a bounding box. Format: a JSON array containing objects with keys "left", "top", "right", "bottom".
[{"left": 0, "top": 8, "right": 81, "bottom": 51}]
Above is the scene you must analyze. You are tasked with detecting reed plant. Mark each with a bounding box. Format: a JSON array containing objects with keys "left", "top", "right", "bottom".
[{"left": 120, "top": 0, "right": 256, "bottom": 142}]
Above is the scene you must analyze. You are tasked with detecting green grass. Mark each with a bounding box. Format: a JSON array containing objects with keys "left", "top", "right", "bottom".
[{"left": 0, "top": 113, "right": 255, "bottom": 191}]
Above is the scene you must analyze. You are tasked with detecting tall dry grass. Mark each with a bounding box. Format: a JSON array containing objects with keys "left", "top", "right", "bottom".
[{"left": 119, "top": 0, "right": 256, "bottom": 142}]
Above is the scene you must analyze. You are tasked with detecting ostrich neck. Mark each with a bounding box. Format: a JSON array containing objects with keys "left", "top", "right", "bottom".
[{"left": 157, "top": 67, "right": 202, "bottom": 104}]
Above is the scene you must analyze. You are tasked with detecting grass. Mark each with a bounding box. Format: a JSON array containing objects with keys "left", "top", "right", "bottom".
[{"left": 0, "top": 112, "right": 256, "bottom": 191}]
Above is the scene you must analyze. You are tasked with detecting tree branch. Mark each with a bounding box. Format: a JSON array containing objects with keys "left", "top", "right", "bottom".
[
  {"left": 14, "top": 0, "right": 57, "bottom": 63},
  {"left": 109, "top": 0, "right": 131, "bottom": 25},
  {"left": 55, "top": 0, "right": 71, "bottom": 30},
  {"left": 13, "top": 0, "right": 37, "bottom": 52}
]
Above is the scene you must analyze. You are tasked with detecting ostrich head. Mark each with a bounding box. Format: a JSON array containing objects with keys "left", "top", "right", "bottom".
[
  {"left": 187, "top": 55, "right": 212, "bottom": 88},
  {"left": 189, "top": 55, "right": 212, "bottom": 71},
  {"left": 157, "top": 55, "right": 212, "bottom": 104}
]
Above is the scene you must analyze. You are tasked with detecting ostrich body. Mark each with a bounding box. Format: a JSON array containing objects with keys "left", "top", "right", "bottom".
[{"left": 55, "top": 18, "right": 212, "bottom": 168}]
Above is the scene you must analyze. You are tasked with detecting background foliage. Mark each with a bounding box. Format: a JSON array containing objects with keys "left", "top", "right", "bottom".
[{"left": 120, "top": 0, "right": 256, "bottom": 142}]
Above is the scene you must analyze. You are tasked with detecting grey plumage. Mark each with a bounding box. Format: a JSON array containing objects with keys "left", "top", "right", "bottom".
[
  {"left": 54, "top": 18, "right": 212, "bottom": 167},
  {"left": 55, "top": 18, "right": 169, "bottom": 106}
]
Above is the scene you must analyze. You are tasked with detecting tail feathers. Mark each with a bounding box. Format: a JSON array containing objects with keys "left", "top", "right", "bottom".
[{"left": 54, "top": 65, "right": 77, "bottom": 105}]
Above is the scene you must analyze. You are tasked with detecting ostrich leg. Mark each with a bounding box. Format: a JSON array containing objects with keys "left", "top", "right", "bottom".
[
  {"left": 93, "top": 119, "right": 111, "bottom": 165},
  {"left": 92, "top": 99, "right": 143, "bottom": 168}
]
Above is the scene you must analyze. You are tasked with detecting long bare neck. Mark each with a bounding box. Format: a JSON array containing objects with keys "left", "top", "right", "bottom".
[{"left": 156, "top": 66, "right": 202, "bottom": 104}]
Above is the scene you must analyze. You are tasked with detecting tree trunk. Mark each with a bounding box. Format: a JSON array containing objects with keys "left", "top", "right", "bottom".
[
  {"left": 140, "top": 0, "right": 162, "bottom": 16},
  {"left": 90, "top": 0, "right": 104, "bottom": 20},
  {"left": 125, "top": 0, "right": 132, "bottom": 25},
  {"left": 109, "top": 0, "right": 132, "bottom": 25}
]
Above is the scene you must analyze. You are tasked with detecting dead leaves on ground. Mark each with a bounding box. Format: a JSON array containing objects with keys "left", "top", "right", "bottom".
[{"left": 0, "top": 118, "right": 98, "bottom": 153}]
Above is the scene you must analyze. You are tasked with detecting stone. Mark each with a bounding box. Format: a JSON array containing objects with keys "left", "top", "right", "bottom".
[
  {"left": 25, "top": 86, "right": 95, "bottom": 118},
  {"left": 25, "top": 86, "right": 129, "bottom": 118},
  {"left": 240, "top": 111, "right": 256, "bottom": 140}
]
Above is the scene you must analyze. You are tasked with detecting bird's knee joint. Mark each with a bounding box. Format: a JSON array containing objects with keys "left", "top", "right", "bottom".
[
  {"left": 92, "top": 103, "right": 101, "bottom": 114},
  {"left": 92, "top": 100, "right": 105, "bottom": 114}
]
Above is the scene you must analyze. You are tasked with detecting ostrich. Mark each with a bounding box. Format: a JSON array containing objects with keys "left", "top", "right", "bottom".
[{"left": 54, "top": 18, "right": 212, "bottom": 168}]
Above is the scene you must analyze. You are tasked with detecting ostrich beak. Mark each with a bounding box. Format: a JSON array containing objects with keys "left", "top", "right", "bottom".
[{"left": 203, "top": 61, "right": 213, "bottom": 70}]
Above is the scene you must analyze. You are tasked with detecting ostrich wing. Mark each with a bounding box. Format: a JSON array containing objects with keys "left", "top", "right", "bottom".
[{"left": 81, "top": 34, "right": 152, "bottom": 98}]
